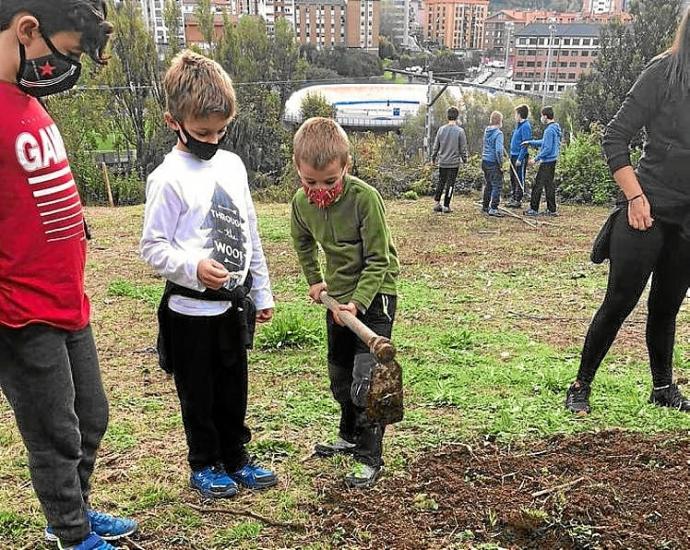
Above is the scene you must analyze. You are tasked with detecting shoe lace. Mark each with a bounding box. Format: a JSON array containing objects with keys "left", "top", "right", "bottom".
[{"left": 89, "top": 511, "right": 113, "bottom": 526}]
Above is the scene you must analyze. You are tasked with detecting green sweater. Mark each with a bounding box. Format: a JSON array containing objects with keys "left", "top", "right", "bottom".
[{"left": 290, "top": 176, "right": 399, "bottom": 310}]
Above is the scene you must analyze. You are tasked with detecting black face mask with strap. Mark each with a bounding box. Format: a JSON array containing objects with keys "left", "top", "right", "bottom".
[
  {"left": 16, "top": 32, "right": 82, "bottom": 98},
  {"left": 176, "top": 124, "right": 226, "bottom": 161}
]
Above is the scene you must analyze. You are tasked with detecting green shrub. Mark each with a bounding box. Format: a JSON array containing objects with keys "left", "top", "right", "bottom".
[
  {"left": 300, "top": 92, "right": 336, "bottom": 120},
  {"left": 557, "top": 125, "right": 616, "bottom": 205},
  {"left": 402, "top": 190, "right": 419, "bottom": 200},
  {"left": 252, "top": 168, "right": 298, "bottom": 202},
  {"left": 256, "top": 307, "right": 323, "bottom": 350},
  {"left": 457, "top": 155, "right": 487, "bottom": 192}
]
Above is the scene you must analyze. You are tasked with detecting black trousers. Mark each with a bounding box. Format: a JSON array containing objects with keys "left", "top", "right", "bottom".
[
  {"left": 166, "top": 308, "right": 251, "bottom": 472},
  {"left": 577, "top": 214, "right": 690, "bottom": 387},
  {"left": 434, "top": 166, "right": 459, "bottom": 207},
  {"left": 0, "top": 324, "right": 108, "bottom": 545},
  {"left": 326, "top": 294, "right": 396, "bottom": 467},
  {"left": 529, "top": 161, "right": 557, "bottom": 212},
  {"left": 509, "top": 154, "right": 528, "bottom": 203}
]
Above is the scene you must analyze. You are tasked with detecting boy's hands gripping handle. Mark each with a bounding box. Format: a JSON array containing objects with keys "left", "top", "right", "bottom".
[{"left": 319, "top": 291, "right": 396, "bottom": 364}]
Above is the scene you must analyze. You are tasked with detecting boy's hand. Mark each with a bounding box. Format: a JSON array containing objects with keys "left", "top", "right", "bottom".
[
  {"left": 332, "top": 302, "right": 358, "bottom": 327},
  {"left": 528, "top": 158, "right": 536, "bottom": 166},
  {"left": 308, "top": 282, "right": 328, "bottom": 303},
  {"left": 256, "top": 308, "right": 274, "bottom": 323},
  {"left": 197, "top": 258, "right": 230, "bottom": 290}
]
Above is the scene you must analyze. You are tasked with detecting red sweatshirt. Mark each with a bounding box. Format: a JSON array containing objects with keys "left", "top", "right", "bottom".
[{"left": 0, "top": 82, "right": 90, "bottom": 330}]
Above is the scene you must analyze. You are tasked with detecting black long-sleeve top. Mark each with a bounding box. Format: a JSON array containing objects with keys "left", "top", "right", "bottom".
[{"left": 603, "top": 53, "right": 690, "bottom": 233}]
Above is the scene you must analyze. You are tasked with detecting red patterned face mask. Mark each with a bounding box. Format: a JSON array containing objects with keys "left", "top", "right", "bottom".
[{"left": 301, "top": 170, "right": 346, "bottom": 208}]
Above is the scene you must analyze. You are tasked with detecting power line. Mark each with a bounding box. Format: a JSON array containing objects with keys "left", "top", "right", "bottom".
[{"left": 71, "top": 75, "right": 393, "bottom": 91}]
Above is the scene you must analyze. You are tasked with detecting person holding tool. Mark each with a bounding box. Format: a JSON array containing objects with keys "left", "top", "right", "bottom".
[
  {"left": 290, "top": 117, "right": 401, "bottom": 488},
  {"left": 506, "top": 104, "right": 532, "bottom": 209},
  {"left": 523, "top": 106, "right": 562, "bottom": 217}
]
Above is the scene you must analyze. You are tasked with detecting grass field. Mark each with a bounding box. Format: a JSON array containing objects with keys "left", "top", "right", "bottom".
[{"left": 2, "top": 197, "right": 690, "bottom": 549}]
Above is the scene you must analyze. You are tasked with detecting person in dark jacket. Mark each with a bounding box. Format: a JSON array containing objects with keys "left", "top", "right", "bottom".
[
  {"left": 565, "top": 9, "right": 690, "bottom": 415},
  {"left": 506, "top": 104, "right": 532, "bottom": 209},
  {"left": 431, "top": 106, "right": 469, "bottom": 213},
  {"left": 481, "top": 111, "right": 505, "bottom": 217}
]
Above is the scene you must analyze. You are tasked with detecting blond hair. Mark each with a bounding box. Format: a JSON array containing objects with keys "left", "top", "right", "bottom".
[
  {"left": 293, "top": 117, "right": 350, "bottom": 170},
  {"left": 490, "top": 111, "right": 503, "bottom": 126},
  {"left": 163, "top": 50, "right": 236, "bottom": 122}
]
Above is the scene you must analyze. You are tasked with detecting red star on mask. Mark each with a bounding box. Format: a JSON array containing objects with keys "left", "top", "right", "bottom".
[{"left": 38, "top": 61, "right": 55, "bottom": 78}]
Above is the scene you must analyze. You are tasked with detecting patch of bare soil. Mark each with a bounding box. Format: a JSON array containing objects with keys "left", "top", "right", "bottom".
[{"left": 314, "top": 430, "right": 690, "bottom": 549}]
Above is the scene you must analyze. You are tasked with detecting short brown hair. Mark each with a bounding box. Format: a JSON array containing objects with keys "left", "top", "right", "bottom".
[
  {"left": 0, "top": 0, "right": 112, "bottom": 64},
  {"left": 293, "top": 117, "right": 350, "bottom": 170},
  {"left": 164, "top": 50, "right": 236, "bottom": 122}
]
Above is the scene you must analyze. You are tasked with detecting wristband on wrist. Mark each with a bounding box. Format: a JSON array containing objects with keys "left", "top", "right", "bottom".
[{"left": 627, "top": 193, "right": 644, "bottom": 203}]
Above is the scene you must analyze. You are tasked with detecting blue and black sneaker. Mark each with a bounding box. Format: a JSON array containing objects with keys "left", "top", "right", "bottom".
[
  {"left": 46, "top": 510, "right": 137, "bottom": 543},
  {"left": 56, "top": 532, "right": 118, "bottom": 550},
  {"left": 190, "top": 465, "right": 238, "bottom": 498},
  {"left": 229, "top": 458, "right": 278, "bottom": 490},
  {"left": 524, "top": 208, "right": 539, "bottom": 217}
]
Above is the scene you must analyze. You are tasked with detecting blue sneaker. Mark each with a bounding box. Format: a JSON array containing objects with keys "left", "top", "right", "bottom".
[
  {"left": 57, "top": 532, "right": 117, "bottom": 550},
  {"left": 190, "top": 465, "right": 238, "bottom": 498},
  {"left": 524, "top": 208, "right": 539, "bottom": 217},
  {"left": 229, "top": 458, "right": 278, "bottom": 489},
  {"left": 46, "top": 510, "right": 137, "bottom": 542}
]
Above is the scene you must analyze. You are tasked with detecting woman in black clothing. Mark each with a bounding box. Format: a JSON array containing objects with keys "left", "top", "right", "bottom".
[{"left": 566, "top": 9, "right": 690, "bottom": 414}]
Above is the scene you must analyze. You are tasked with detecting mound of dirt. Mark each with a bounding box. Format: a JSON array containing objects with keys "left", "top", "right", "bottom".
[{"left": 313, "top": 431, "right": 690, "bottom": 549}]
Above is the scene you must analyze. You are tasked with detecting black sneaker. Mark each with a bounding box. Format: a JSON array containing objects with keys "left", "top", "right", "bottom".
[
  {"left": 432, "top": 203, "right": 443, "bottom": 213},
  {"left": 649, "top": 383, "right": 690, "bottom": 411},
  {"left": 565, "top": 381, "right": 591, "bottom": 414},
  {"left": 344, "top": 463, "right": 381, "bottom": 489},
  {"left": 506, "top": 200, "right": 522, "bottom": 209},
  {"left": 314, "top": 437, "right": 357, "bottom": 457}
]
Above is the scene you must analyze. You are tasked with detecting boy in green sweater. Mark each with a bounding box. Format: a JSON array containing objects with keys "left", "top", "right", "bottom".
[{"left": 290, "top": 117, "right": 400, "bottom": 488}]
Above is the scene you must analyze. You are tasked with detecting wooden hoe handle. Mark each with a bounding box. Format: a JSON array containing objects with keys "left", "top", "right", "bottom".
[{"left": 319, "top": 291, "right": 396, "bottom": 363}]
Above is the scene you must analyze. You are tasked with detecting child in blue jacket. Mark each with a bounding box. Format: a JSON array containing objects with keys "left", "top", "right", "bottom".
[
  {"left": 481, "top": 111, "right": 505, "bottom": 216},
  {"left": 506, "top": 104, "right": 532, "bottom": 208},
  {"left": 523, "top": 106, "right": 562, "bottom": 216}
]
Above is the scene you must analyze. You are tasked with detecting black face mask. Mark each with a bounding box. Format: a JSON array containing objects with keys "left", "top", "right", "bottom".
[
  {"left": 17, "top": 32, "right": 82, "bottom": 98},
  {"left": 176, "top": 124, "right": 226, "bottom": 161}
]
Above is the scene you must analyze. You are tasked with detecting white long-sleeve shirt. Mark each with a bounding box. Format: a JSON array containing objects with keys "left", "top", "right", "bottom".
[{"left": 141, "top": 148, "right": 274, "bottom": 314}]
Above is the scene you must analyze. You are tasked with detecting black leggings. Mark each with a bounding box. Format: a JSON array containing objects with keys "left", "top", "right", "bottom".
[{"left": 577, "top": 212, "right": 690, "bottom": 387}]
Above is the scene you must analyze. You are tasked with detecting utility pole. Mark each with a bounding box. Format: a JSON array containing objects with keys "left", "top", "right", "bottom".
[
  {"left": 403, "top": 0, "right": 410, "bottom": 48},
  {"left": 504, "top": 22, "right": 514, "bottom": 69},
  {"left": 424, "top": 70, "right": 433, "bottom": 160},
  {"left": 542, "top": 24, "right": 556, "bottom": 106}
]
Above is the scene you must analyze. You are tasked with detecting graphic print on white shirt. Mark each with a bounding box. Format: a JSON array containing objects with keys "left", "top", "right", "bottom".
[
  {"left": 201, "top": 183, "right": 247, "bottom": 291},
  {"left": 141, "top": 148, "right": 275, "bottom": 314}
]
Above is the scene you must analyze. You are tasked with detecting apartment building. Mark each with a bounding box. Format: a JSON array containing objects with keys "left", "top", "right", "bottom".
[
  {"left": 582, "top": 0, "right": 626, "bottom": 16},
  {"left": 483, "top": 10, "right": 579, "bottom": 59},
  {"left": 424, "top": 0, "right": 489, "bottom": 51},
  {"left": 139, "top": 0, "right": 185, "bottom": 49},
  {"left": 293, "top": 0, "right": 379, "bottom": 50},
  {"left": 512, "top": 23, "right": 602, "bottom": 95}
]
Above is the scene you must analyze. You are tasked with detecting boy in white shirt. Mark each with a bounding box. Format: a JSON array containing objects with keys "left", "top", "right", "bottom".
[{"left": 141, "top": 50, "right": 276, "bottom": 498}]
